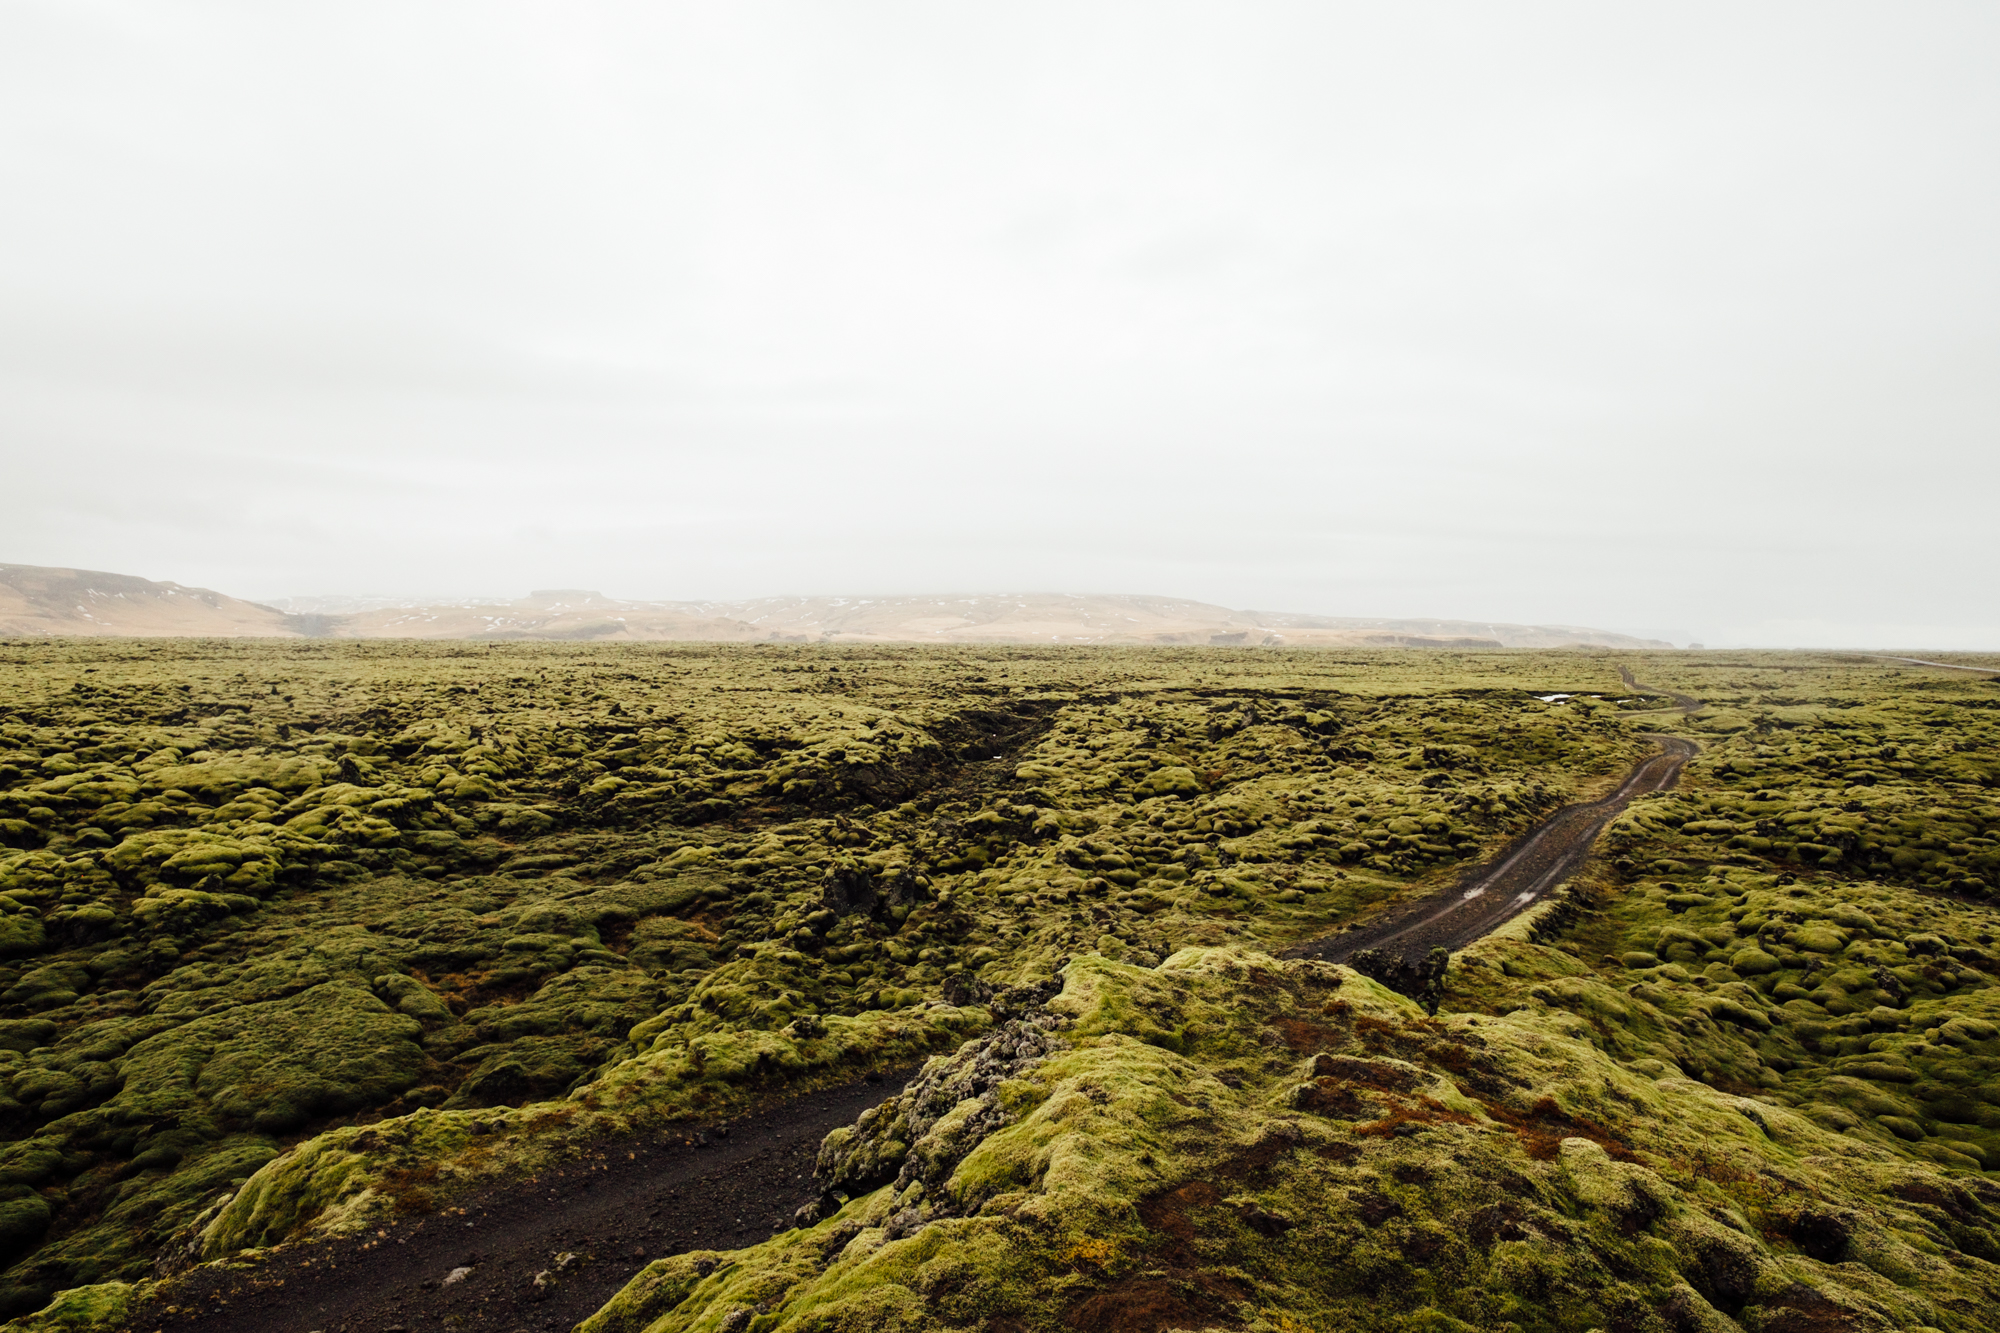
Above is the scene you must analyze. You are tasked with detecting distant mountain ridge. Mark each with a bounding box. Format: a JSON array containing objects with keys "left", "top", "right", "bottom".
[
  {"left": 0, "top": 563, "right": 302, "bottom": 638},
  {"left": 2, "top": 564, "right": 1672, "bottom": 648}
]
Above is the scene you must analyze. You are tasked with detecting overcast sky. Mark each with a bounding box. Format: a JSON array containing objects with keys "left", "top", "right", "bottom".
[{"left": 4, "top": 2, "right": 1997, "bottom": 647}]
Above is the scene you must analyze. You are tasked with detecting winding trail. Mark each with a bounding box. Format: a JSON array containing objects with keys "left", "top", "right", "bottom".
[
  {"left": 115, "top": 667, "right": 1705, "bottom": 1332},
  {"left": 1615, "top": 664, "right": 1705, "bottom": 713},
  {"left": 1867, "top": 655, "right": 2000, "bottom": 676},
  {"left": 122, "top": 1074, "right": 913, "bottom": 1333},
  {"left": 1288, "top": 671, "right": 1701, "bottom": 972}
]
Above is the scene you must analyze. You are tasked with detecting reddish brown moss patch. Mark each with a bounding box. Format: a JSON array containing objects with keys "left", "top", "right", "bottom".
[
  {"left": 1063, "top": 1272, "right": 1246, "bottom": 1333},
  {"left": 1478, "top": 1095, "right": 1636, "bottom": 1161}
]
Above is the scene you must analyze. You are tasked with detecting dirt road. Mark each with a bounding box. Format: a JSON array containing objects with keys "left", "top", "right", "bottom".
[
  {"left": 1288, "top": 677, "right": 1700, "bottom": 974},
  {"left": 1869, "top": 655, "right": 2000, "bottom": 675},
  {"left": 120, "top": 1073, "right": 910, "bottom": 1333},
  {"left": 1616, "top": 664, "right": 1704, "bottom": 713}
]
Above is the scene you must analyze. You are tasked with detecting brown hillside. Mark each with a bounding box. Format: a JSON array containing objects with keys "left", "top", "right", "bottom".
[
  {"left": 0, "top": 564, "right": 298, "bottom": 638},
  {"left": 0, "top": 565, "right": 1672, "bottom": 647},
  {"left": 311, "top": 590, "right": 1670, "bottom": 648}
]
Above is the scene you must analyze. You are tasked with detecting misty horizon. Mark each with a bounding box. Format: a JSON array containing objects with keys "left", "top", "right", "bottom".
[
  {"left": 5, "top": 3, "right": 1998, "bottom": 649},
  {"left": 248, "top": 586, "right": 1700, "bottom": 648}
]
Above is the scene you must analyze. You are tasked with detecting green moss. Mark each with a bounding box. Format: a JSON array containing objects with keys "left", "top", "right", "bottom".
[
  {"left": 576, "top": 1251, "right": 729, "bottom": 1333},
  {"left": 587, "top": 945, "right": 2000, "bottom": 1331},
  {"left": 3, "top": 644, "right": 1999, "bottom": 1324},
  {"left": 0, "top": 1281, "right": 139, "bottom": 1332}
]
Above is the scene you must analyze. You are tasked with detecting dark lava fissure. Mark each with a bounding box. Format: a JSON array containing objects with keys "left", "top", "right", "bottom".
[{"left": 121, "top": 1071, "right": 912, "bottom": 1333}]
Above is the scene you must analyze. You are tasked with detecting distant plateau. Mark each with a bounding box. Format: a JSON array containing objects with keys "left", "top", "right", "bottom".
[{"left": 0, "top": 563, "right": 1673, "bottom": 649}]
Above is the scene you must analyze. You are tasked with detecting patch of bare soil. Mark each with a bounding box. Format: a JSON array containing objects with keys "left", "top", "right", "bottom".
[{"left": 120, "top": 1072, "right": 910, "bottom": 1333}]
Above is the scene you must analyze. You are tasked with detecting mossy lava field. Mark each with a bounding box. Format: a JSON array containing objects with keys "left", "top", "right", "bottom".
[{"left": 0, "top": 640, "right": 1997, "bottom": 1332}]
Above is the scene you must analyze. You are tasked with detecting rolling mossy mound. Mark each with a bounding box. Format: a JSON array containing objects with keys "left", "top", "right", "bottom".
[
  {"left": 0, "top": 642, "right": 1994, "bottom": 1328},
  {"left": 581, "top": 947, "right": 2000, "bottom": 1333}
]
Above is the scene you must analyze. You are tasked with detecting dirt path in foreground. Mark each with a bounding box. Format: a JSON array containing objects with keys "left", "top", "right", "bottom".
[
  {"left": 1288, "top": 675, "right": 1701, "bottom": 973},
  {"left": 121, "top": 1072, "right": 911, "bottom": 1333}
]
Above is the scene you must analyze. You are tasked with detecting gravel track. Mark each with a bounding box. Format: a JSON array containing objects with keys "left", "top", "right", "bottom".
[
  {"left": 1615, "top": 664, "right": 1704, "bottom": 713},
  {"left": 1288, "top": 676, "right": 1700, "bottom": 970},
  {"left": 1867, "top": 655, "right": 2000, "bottom": 675},
  {"left": 120, "top": 1072, "right": 911, "bottom": 1333}
]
